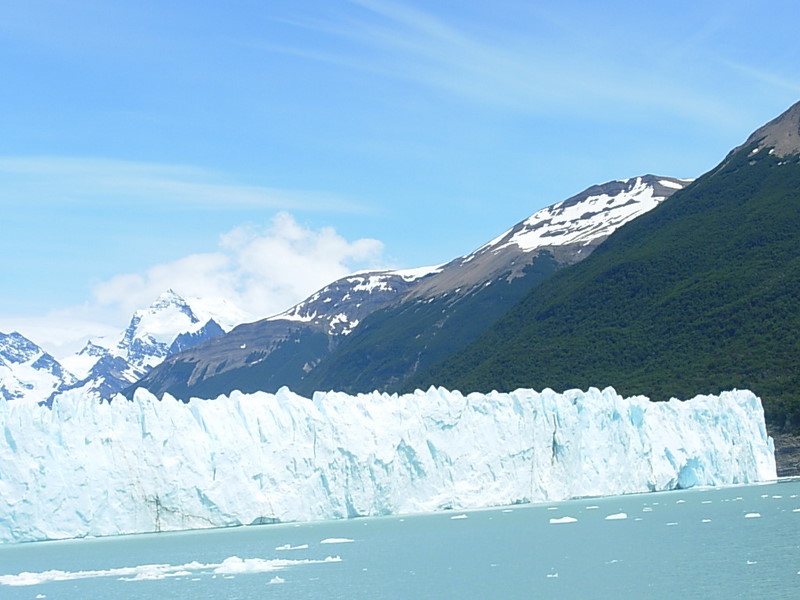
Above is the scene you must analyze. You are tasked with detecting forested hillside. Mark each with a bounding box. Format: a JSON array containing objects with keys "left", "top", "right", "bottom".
[{"left": 416, "top": 140, "right": 800, "bottom": 429}]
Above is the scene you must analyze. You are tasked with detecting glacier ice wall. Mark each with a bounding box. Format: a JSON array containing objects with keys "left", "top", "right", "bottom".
[{"left": 0, "top": 386, "right": 776, "bottom": 544}]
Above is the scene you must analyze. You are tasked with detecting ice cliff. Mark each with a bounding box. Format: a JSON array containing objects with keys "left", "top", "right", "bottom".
[{"left": 0, "top": 386, "right": 776, "bottom": 544}]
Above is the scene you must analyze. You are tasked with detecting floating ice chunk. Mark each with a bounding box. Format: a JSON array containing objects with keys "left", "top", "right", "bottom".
[
  {"left": 549, "top": 516, "right": 577, "bottom": 524},
  {"left": 450, "top": 514, "right": 468, "bottom": 520},
  {"left": 676, "top": 500, "right": 686, "bottom": 504},
  {"left": 702, "top": 519, "right": 712, "bottom": 523},
  {"left": 642, "top": 507, "right": 653, "bottom": 512},
  {"left": 792, "top": 508, "right": 800, "bottom": 513},
  {"left": 605, "top": 512, "right": 627, "bottom": 520},
  {"left": 215, "top": 557, "right": 274, "bottom": 574},
  {"left": 269, "top": 576, "right": 285, "bottom": 584},
  {"left": 666, "top": 522, "right": 678, "bottom": 526},
  {"left": 275, "top": 544, "right": 309, "bottom": 551},
  {"left": 585, "top": 506, "right": 599, "bottom": 510},
  {"left": 0, "top": 555, "right": 341, "bottom": 587},
  {"left": 320, "top": 538, "right": 354, "bottom": 544},
  {"left": 744, "top": 513, "right": 761, "bottom": 519}
]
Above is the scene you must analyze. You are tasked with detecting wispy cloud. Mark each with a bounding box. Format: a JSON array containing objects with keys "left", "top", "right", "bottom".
[
  {"left": 267, "top": 0, "right": 742, "bottom": 127},
  {"left": 722, "top": 61, "right": 800, "bottom": 95},
  {"left": 0, "top": 156, "right": 364, "bottom": 212}
]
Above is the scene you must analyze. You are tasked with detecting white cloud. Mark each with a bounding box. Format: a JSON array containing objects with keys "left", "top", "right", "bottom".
[
  {"left": 92, "top": 211, "right": 387, "bottom": 324},
  {"left": 2, "top": 212, "right": 387, "bottom": 358},
  {"left": 0, "top": 308, "right": 120, "bottom": 360}
]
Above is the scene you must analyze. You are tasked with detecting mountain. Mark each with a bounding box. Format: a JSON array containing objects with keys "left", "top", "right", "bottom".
[
  {"left": 130, "top": 267, "right": 443, "bottom": 399},
  {"left": 0, "top": 332, "right": 76, "bottom": 404},
  {"left": 0, "top": 386, "right": 775, "bottom": 543},
  {"left": 298, "top": 177, "right": 691, "bottom": 394},
  {"left": 60, "top": 290, "right": 248, "bottom": 402},
  {"left": 134, "top": 175, "right": 689, "bottom": 400},
  {"left": 417, "top": 100, "right": 800, "bottom": 430}
]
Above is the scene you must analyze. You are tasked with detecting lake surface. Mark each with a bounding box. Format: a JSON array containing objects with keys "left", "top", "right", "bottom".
[{"left": 1, "top": 479, "right": 798, "bottom": 599}]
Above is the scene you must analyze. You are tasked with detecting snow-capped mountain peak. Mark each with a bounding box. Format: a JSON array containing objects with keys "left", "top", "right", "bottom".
[{"left": 121, "top": 289, "right": 201, "bottom": 348}]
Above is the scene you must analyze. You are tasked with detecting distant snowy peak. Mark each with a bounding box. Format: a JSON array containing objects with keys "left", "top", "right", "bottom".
[
  {"left": 470, "top": 175, "right": 690, "bottom": 260},
  {"left": 119, "top": 289, "right": 249, "bottom": 354},
  {"left": 60, "top": 341, "right": 110, "bottom": 380},
  {"left": 0, "top": 331, "right": 43, "bottom": 365},
  {"left": 60, "top": 290, "right": 251, "bottom": 402},
  {"left": 0, "top": 331, "right": 75, "bottom": 403},
  {"left": 270, "top": 267, "right": 441, "bottom": 335},
  {"left": 122, "top": 290, "right": 200, "bottom": 348}
]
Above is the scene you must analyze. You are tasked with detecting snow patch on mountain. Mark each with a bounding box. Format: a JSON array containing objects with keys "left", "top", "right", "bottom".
[
  {"left": 268, "top": 268, "right": 439, "bottom": 335},
  {"left": 658, "top": 178, "right": 690, "bottom": 190},
  {"left": 0, "top": 385, "right": 775, "bottom": 543},
  {"left": 472, "top": 176, "right": 687, "bottom": 259}
]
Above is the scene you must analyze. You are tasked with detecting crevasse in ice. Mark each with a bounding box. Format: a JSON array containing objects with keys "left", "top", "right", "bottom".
[{"left": 0, "top": 386, "right": 776, "bottom": 543}]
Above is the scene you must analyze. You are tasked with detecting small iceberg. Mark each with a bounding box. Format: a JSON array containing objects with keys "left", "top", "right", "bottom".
[
  {"left": 605, "top": 512, "right": 627, "bottom": 521},
  {"left": 549, "top": 516, "right": 577, "bottom": 524}
]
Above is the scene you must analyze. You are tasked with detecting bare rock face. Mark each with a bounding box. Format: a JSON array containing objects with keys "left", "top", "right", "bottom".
[
  {"left": 771, "top": 430, "right": 800, "bottom": 477},
  {"left": 735, "top": 100, "right": 800, "bottom": 158}
]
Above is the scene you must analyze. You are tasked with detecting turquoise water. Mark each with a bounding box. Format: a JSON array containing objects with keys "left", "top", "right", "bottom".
[{"left": 1, "top": 479, "right": 799, "bottom": 599}]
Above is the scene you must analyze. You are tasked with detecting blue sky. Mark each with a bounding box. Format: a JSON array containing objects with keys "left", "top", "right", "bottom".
[{"left": 1, "top": 0, "right": 799, "bottom": 355}]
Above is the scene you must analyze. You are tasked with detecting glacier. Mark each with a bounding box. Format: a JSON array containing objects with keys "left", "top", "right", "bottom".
[{"left": 0, "top": 386, "right": 776, "bottom": 544}]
